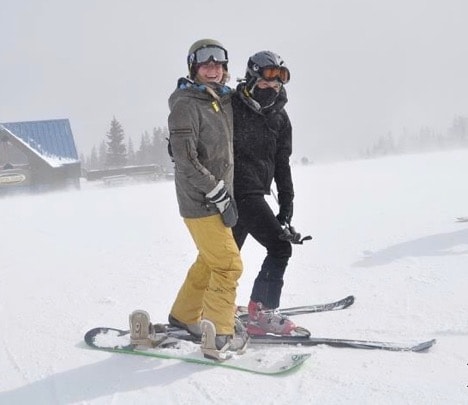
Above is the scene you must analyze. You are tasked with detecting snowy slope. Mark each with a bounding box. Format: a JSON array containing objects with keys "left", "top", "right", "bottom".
[{"left": 1, "top": 149, "right": 467, "bottom": 404}]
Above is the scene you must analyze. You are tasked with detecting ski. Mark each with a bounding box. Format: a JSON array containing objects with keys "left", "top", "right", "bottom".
[
  {"left": 163, "top": 295, "right": 354, "bottom": 335},
  {"left": 455, "top": 216, "right": 468, "bottom": 222},
  {"left": 162, "top": 295, "right": 354, "bottom": 335},
  {"left": 236, "top": 295, "right": 355, "bottom": 320},
  {"left": 165, "top": 328, "right": 436, "bottom": 352},
  {"left": 248, "top": 335, "right": 436, "bottom": 352},
  {"left": 83, "top": 327, "right": 310, "bottom": 375}
]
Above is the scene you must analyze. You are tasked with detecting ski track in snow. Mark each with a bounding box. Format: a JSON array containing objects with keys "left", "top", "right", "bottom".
[
  {"left": 1, "top": 149, "right": 468, "bottom": 404},
  {"left": 1, "top": 340, "right": 30, "bottom": 386}
]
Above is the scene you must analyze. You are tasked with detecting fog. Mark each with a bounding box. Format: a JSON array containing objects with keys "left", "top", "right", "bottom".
[{"left": 1, "top": 0, "right": 467, "bottom": 161}]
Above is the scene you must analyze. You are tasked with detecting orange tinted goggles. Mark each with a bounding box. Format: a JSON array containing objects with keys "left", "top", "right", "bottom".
[{"left": 261, "top": 66, "right": 290, "bottom": 83}]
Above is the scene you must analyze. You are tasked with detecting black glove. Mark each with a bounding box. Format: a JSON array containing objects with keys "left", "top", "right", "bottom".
[
  {"left": 279, "top": 223, "right": 313, "bottom": 245},
  {"left": 206, "top": 181, "right": 238, "bottom": 227},
  {"left": 276, "top": 201, "right": 293, "bottom": 225},
  {"left": 166, "top": 137, "right": 174, "bottom": 162}
]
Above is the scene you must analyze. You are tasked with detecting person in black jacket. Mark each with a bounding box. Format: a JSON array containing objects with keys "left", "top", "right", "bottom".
[{"left": 232, "top": 51, "right": 309, "bottom": 337}]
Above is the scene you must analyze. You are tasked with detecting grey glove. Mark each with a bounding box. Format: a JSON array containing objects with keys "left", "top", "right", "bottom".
[{"left": 206, "top": 181, "right": 238, "bottom": 227}]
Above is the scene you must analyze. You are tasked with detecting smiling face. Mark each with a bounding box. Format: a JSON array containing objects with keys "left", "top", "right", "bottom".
[{"left": 195, "top": 61, "right": 224, "bottom": 84}]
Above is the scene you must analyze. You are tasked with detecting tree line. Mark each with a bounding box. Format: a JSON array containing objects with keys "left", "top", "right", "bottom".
[
  {"left": 362, "top": 115, "right": 468, "bottom": 158},
  {"left": 80, "top": 117, "right": 173, "bottom": 172},
  {"left": 81, "top": 114, "right": 468, "bottom": 170}
]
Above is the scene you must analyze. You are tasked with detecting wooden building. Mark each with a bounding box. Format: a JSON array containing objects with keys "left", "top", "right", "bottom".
[{"left": 0, "top": 119, "right": 81, "bottom": 194}]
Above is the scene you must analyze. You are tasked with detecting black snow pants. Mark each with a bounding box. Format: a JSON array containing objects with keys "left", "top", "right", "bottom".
[{"left": 232, "top": 194, "right": 292, "bottom": 309}]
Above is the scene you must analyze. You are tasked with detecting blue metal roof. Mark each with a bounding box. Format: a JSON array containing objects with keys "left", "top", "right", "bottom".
[{"left": 1, "top": 119, "right": 79, "bottom": 161}]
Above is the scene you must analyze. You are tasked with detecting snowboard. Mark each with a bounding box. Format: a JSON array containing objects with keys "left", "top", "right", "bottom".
[{"left": 84, "top": 327, "right": 311, "bottom": 375}]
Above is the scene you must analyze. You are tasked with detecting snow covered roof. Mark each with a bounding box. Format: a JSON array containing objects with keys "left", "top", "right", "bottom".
[{"left": 0, "top": 119, "right": 79, "bottom": 168}]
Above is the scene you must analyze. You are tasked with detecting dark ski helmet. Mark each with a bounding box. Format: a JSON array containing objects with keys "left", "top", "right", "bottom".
[
  {"left": 187, "top": 38, "right": 229, "bottom": 80},
  {"left": 245, "top": 50, "right": 290, "bottom": 90}
]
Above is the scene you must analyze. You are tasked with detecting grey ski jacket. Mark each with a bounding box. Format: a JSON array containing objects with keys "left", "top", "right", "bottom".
[{"left": 168, "top": 80, "right": 234, "bottom": 218}]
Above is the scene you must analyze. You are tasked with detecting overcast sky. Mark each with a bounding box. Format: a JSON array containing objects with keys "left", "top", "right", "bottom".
[{"left": 1, "top": 0, "right": 467, "bottom": 161}]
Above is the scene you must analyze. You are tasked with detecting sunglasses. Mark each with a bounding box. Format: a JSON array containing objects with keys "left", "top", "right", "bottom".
[
  {"left": 193, "top": 46, "right": 228, "bottom": 64},
  {"left": 261, "top": 66, "right": 290, "bottom": 84}
]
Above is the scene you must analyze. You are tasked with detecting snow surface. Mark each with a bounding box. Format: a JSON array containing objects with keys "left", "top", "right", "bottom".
[{"left": 1, "top": 149, "right": 467, "bottom": 404}]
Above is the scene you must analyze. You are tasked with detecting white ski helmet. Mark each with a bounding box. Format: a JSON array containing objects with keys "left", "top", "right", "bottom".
[{"left": 187, "top": 38, "right": 229, "bottom": 80}]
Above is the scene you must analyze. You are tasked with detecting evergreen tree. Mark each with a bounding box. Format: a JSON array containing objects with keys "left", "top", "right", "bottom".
[
  {"left": 369, "top": 132, "right": 396, "bottom": 156},
  {"left": 137, "top": 131, "right": 152, "bottom": 165},
  {"left": 448, "top": 115, "right": 468, "bottom": 146},
  {"left": 105, "top": 117, "right": 127, "bottom": 167},
  {"left": 89, "top": 146, "right": 99, "bottom": 169},
  {"left": 98, "top": 141, "right": 107, "bottom": 169},
  {"left": 127, "top": 137, "right": 136, "bottom": 166},
  {"left": 417, "top": 126, "right": 438, "bottom": 151},
  {"left": 152, "top": 126, "right": 172, "bottom": 170}
]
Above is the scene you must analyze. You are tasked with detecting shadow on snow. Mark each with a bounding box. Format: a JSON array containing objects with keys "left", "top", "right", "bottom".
[{"left": 353, "top": 228, "right": 468, "bottom": 268}]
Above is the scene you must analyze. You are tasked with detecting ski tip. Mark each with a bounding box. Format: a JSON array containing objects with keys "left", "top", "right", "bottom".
[
  {"left": 343, "top": 295, "right": 355, "bottom": 307},
  {"left": 412, "top": 338, "right": 437, "bottom": 352},
  {"left": 292, "top": 352, "right": 312, "bottom": 363}
]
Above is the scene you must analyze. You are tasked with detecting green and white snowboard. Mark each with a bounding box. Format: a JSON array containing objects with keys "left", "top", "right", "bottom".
[{"left": 84, "top": 327, "right": 311, "bottom": 375}]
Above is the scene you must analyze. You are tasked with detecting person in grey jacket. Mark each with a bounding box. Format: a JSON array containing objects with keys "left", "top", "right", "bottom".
[{"left": 166, "top": 39, "right": 248, "bottom": 359}]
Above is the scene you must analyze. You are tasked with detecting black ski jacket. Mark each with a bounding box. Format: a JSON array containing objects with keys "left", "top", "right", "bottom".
[{"left": 232, "top": 84, "right": 294, "bottom": 207}]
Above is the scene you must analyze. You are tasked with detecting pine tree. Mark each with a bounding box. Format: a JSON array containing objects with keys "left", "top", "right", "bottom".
[
  {"left": 127, "top": 137, "right": 136, "bottom": 166},
  {"left": 98, "top": 141, "right": 107, "bottom": 169},
  {"left": 137, "top": 131, "right": 151, "bottom": 165},
  {"left": 105, "top": 117, "right": 127, "bottom": 167},
  {"left": 448, "top": 115, "right": 468, "bottom": 146},
  {"left": 152, "top": 126, "right": 172, "bottom": 170},
  {"left": 89, "top": 146, "right": 99, "bottom": 169}
]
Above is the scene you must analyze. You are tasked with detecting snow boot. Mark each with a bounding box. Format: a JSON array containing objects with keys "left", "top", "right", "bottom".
[
  {"left": 200, "top": 318, "right": 249, "bottom": 361},
  {"left": 247, "top": 300, "right": 310, "bottom": 337},
  {"left": 168, "top": 314, "right": 202, "bottom": 338}
]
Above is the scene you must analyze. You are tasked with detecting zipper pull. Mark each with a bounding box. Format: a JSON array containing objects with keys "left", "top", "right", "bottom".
[{"left": 211, "top": 101, "right": 220, "bottom": 112}]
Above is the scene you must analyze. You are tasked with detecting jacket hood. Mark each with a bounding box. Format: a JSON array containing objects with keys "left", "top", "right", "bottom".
[{"left": 169, "top": 78, "right": 232, "bottom": 108}]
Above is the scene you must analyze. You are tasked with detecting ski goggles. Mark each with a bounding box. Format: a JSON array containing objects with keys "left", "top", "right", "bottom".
[
  {"left": 260, "top": 66, "right": 290, "bottom": 84},
  {"left": 192, "top": 46, "right": 228, "bottom": 65}
]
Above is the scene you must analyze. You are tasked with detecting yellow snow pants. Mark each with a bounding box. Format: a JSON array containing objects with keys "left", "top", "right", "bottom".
[{"left": 170, "top": 214, "right": 243, "bottom": 335}]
